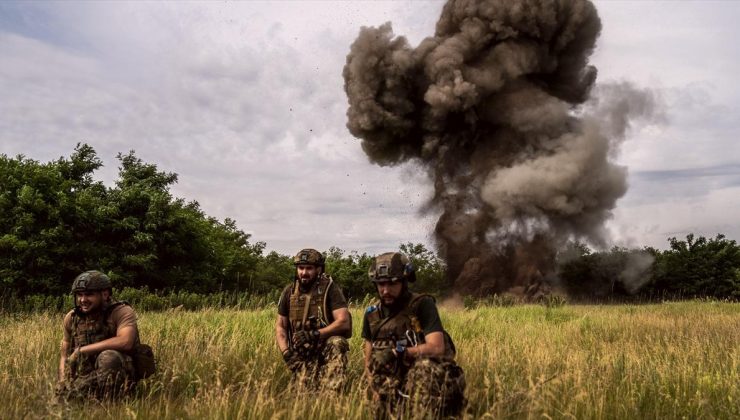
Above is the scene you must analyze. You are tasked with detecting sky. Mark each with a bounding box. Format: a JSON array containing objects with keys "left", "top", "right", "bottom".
[{"left": 1, "top": 1, "right": 739, "bottom": 256}]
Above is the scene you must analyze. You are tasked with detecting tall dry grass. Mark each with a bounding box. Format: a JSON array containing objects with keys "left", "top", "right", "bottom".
[{"left": 1, "top": 301, "right": 737, "bottom": 419}]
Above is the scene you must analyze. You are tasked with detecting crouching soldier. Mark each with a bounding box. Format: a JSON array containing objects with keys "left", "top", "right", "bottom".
[
  {"left": 363, "top": 252, "right": 466, "bottom": 417},
  {"left": 275, "top": 248, "right": 352, "bottom": 392},
  {"left": 56, "top": 270, "right": 155, "bottom": 401}
]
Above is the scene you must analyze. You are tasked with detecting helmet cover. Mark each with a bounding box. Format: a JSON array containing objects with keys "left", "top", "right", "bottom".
[
  {"left": 369, "top": 252, "right": 416, "bottom": 283},
  {"left": 71, "top": 270, "right": 112, "bottom": 294}
]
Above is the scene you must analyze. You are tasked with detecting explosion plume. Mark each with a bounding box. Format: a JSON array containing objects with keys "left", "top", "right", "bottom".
[{"left": 344, "top": 0, "right": 657, "bottom": 296}]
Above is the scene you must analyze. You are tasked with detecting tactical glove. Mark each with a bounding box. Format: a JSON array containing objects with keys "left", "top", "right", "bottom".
[
  {"left": 372, "top": 348, "right": 398, "bottom": 373},
  {"left": 282, "top": 348, "right": 294, "bottom": 363},
  {"left": 293, "top": 329, "right": 320, "bottom": 350}
]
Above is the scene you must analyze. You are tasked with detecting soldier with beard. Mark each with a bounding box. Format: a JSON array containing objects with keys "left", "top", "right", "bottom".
[
  {"left": 56, "top": 270, "right": 149, "bottom": 401},
  {"left": 362, "top": 252, "right": 466, "bottom": 417},
  {"left": 275, "top": 248, "right": 352, "bottom": 392}
]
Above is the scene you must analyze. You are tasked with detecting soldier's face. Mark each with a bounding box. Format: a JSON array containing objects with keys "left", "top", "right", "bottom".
[
  {"left": 75, "top": 290, "right": 108, "bottom": 314},
  {"left": 376, "top": 281, "right": 403, "bottom": 305},
  {"left": 296, "top": 264, "right": 320, "bottom": 284}
]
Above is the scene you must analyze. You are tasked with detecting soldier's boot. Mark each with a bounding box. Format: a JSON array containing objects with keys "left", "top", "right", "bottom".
[
  {"left": 404, "top": 358, "right": 467, "bottom": 417},
  {"left": 319, "top": 336, "right": 349, "bottom": 392},
  {"left": 95, "top": 350, "right": 135, "bottom": 399}
]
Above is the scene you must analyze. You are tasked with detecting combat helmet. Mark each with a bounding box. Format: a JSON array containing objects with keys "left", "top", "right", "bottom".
[
  {"left": 369, "top": 252, "right": 416, "bottom": 283},
  {"left": 70, "top": 270, "right": 112, "bottom": 294},
  {"left": 293, "top": 248, "right": 325, "bottom": 267}
]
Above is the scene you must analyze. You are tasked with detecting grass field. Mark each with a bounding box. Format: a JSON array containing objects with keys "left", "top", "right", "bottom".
[{"left": 2, "top": 301, "right": 738, "bottom": 419}]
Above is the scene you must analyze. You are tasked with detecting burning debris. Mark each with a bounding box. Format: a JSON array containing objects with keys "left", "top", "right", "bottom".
[{"left": 344, "top": 0, "right": 658, "bottom": 297}]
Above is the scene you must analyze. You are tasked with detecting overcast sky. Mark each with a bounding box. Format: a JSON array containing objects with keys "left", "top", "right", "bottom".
[{"left": 1, "top": 1, "right": 739, "bottom": 255}]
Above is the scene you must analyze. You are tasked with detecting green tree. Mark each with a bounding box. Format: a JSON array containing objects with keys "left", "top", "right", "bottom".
[
  {"left": 0, "top": 145, "right": 270, "bottom": 296},
  {"left": 648, "top": 234, "right": 740, "bottom": 299},
  {"left": 399, "top": 242, "right": 446, "bottom": 294},
  {"left": 252, "top": 251, "right": 294, "bottom": 294},
  {"left": 557, "top": 243, "right": 654, "bottom": 300},
  {"left": 324, "top": 247, "right": 374, "bottom": 300},
  {"left": 206, "top": 218, "right": 265, "bottom": 293},
  {"left": 0, "top": 144, "right": 108, "bottom": 295}
]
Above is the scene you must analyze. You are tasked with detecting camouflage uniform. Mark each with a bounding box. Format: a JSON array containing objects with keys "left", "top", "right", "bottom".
[
  {"left": 56, "top": 271, "right": 139, "bottom": 401},
  {"left": 280, "top": 249, "right": 351, "bottom": 392},
  {"left": 288, "top": 335, "right": 349, "bottom": 392},
  {"left": 364, "top": 253, "right": 466, "bottom": 418},
  {"left": 57, "top": 302, "right": 138, "bottom": 400}
]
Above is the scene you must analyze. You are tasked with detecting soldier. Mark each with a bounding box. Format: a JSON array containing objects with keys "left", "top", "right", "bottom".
[
  {"left": 57, "top": 270, "right": 145, "bottom": 400},
  {"left": 362, "top": 252, "right": 466, "bottom": 417},
  {"left": 275, "top": 248, "right": 352, "bottom": 391}
]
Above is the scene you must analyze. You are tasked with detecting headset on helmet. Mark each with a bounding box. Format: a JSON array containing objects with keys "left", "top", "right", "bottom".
[{"left": 368, "top": 252, "right": 416, "bottom": 283}]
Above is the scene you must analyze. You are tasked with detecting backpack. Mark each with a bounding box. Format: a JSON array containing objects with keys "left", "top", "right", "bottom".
[{"left": 132, "top": 343, "right": 156, "bottom": 380}]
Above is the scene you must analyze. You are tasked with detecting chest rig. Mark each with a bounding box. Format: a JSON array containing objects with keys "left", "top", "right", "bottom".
[
  {"left": 368, "top": 293, "right": 428, "bottom": 350},
  {"left": 288, "top": 275, "right": 332, "bottom": 333},
  {"left": 71, "top": 301, "right": 127, "bottom": 349},
  {"left": 368, "top": 293, "right": 457, "bottom": 359}
]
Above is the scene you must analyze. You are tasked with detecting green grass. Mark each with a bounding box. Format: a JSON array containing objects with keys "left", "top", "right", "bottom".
[{"left": 2, "top": 301, "right": 738, "bottom": 419}]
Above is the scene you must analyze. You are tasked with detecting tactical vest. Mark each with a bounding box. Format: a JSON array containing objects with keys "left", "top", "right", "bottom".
[
  {"left": 367, "top": 293, "right": 456, "bottom": 359},
  {"left": 287, "top": 274, "right": 332, "bottom": 333},
  {"left": 71, "top": 301, "right": 129, "bottom": 350}
]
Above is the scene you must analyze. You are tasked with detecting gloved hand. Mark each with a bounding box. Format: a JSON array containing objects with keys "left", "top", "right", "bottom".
[
  {"left": 372, "top": 348, "right": 398, "bottom": 373},
  {"left": 292, "top": 329, "right": 320, "bottom": 350},
  {"left": 283, "top": 348, "right": 298, "bottom": 366},
  {"left": 282, "top": 348, "right": 294, "bottom": 363}
]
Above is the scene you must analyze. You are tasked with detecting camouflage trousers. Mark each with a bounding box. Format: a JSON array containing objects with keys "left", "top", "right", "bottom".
[
  {"left": 370, "top": 357, "right": 466, "bottom": 418},
  {"left": 290, "top": 336, "right": 349, "bottom": 393},
  {"left": 56, "top": 350, "right": 136, "bottom": 401}
]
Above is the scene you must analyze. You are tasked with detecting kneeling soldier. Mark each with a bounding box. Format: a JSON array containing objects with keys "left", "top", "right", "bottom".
[
  {"left": 363, "top": 252, "right": 466, "bottom": 417},
  {"left": 276, "top": 248, "right": 352, "bottom": 392},
  {"left": 57, "top": 270, "right": 152, "bottom": 400}
]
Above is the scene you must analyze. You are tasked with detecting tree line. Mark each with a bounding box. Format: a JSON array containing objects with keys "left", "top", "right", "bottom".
[
  {"left": 1, "top": 145, "right": 738, "bottom": 302},
  {"left": 558, "top": 234, "right": 740, "bottom": 300}
]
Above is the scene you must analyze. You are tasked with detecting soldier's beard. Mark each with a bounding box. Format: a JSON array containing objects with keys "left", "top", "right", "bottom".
[
  {"left": 298, "top": 275, "right": 318, "bottom": 292},
  {"left": 380, "top": 285, "right": 411, "bottom": 312}
]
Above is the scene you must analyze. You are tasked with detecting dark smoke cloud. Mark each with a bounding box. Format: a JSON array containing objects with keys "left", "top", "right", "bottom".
[{"left": 344, "top": 0, "right": 659, "bottom": 296}]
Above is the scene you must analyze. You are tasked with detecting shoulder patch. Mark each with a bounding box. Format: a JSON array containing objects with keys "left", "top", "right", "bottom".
[{"left": 365, "top": 305, "right": 377, "bottom": 314}]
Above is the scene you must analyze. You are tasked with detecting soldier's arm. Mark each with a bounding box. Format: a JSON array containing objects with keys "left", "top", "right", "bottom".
[
  {"left": 276, "top": 314, "right": 291, "bottom": 353},
  {"left": 363, "top": 339, "right": 373, "bottom": 378},
  {"left": 404, "top": 331, "right": 445, "bottom": 360},
  {"left": 59, "top": 339, "right": 70, "bottom": 381},
  {"left": 78, "top": 325, "right": 138, "bottom": 355},
  {"left": 318, "top": 307, "right": 351, "bottom": 340},
  {"left": 404, "top": 297, "right": 446, "bottom": 359}
]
